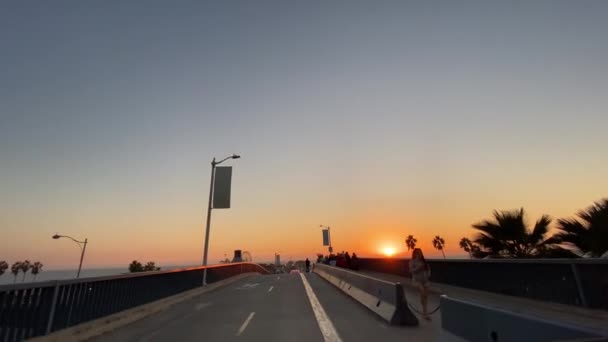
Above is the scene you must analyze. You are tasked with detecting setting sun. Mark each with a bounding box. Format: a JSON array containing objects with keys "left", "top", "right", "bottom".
[{"left": 382, "top": 247, "right": 396, "bottom": 257}]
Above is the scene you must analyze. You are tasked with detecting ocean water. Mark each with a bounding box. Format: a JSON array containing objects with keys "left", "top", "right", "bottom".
[{"left": 0, "top": 265, "right": 196, "bottom": 286}]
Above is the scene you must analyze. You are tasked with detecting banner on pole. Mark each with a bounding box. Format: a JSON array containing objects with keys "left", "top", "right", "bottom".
[
  {"left": 322, "top": 229, "right": 330, "bottom": 246},
  {"left": 213, "top": 166, "right": 232, "bottom": 209}
]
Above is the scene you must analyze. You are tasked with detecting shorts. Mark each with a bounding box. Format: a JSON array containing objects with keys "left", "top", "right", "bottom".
[{"left": 413, "top": 276, "right": 429, "bottom": 287}]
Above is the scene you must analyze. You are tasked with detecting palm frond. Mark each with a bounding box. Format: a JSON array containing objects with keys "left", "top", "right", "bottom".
[{"left": 530, "top": 214, "right": 551, "bottom": 244}]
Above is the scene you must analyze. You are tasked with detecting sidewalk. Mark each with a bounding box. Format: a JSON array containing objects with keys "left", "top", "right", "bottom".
[{"left": 357, "top": 270, "right": 608, "bottom": 336}]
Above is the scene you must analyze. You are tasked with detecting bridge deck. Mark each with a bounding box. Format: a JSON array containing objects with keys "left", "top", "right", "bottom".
[{"left": 91, "top": 272, "right": 451, "bottom": 342}]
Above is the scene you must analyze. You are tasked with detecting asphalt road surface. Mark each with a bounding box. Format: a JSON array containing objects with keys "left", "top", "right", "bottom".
[{"left": 92, "top": 272, "right": 444, "bottom": 342}]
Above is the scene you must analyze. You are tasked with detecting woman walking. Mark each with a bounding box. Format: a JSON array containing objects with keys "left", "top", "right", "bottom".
[{"left": 409, "top": 248, "right": 431, "bottom": 320}]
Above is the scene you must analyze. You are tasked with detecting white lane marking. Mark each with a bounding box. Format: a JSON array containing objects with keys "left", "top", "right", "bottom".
[
  {"left": 195, "top": 302, "right": 212, "bottom": 311},
  {"left": 300, "top": 273, "right": 342, "bottom": 342},
  {"left": 236, "top": 283, "right": 260, "bottom": 290},
  {"left": 268, "top": 286, "right": 274, "bottom": 293},
  {"left": 236, "top": 312, "right": 256, "bottom": 336}
]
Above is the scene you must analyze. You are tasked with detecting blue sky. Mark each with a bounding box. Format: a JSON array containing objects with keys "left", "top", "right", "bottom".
[{"left": 1, "top": 1, "right": 607, "bottom": 267}]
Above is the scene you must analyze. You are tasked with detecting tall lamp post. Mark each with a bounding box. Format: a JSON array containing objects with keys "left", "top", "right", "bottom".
[
  {"left": 52, "top": 234, "right": 88, "bottom": 278},
  {"left": 202, "top": 154, "right": 240, "bottom": 285}
]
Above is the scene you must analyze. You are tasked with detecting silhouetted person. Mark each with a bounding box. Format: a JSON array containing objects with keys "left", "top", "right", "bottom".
[
  {"left": 351, "top": 252, "right": 359, "bottom": 270},
  {"left": 336, "top": 254, "right": 347, "bottom": 268},
  {"left": 344, "top": 252, "right": 351, "bottom": 269},
  {"left": 410, "top": 248, "right": 431, "bottom": 320},
  {"left": 329, "top": 253, "right": 337, "bottom": 266},
  {"left": 305, "top": 258, "right": 311, "bottom": 272}
]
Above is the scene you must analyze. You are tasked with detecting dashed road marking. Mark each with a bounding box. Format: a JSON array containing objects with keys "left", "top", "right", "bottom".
[
  {"left": 236, "top": 312, "right": 255, "bottom": 336},
  {"left": 235, "top": 283, "right": 260, "bottom": 290},
  {"left": 268, "top": 286, "right": 274, "bottom": 293}
]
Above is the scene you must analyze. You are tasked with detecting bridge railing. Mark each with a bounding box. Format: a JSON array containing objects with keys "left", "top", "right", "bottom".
[
  {"left": 0, "top": 262, "right": 268, "bottom": 341},
  {"left": 356, "top": 258, "right": 608, "bottom": 310}
]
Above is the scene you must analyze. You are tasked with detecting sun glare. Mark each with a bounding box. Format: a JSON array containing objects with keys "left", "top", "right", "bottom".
[{"left": 382, "top": 247, "right": 396, "bottom": 257}]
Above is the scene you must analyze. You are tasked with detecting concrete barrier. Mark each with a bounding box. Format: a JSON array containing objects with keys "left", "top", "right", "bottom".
[
  {"left": 313, "top": 263, "right": 418, "bottom": 326},
  {"left": 440, "top": 295, "right": 608, "bottom": 342}
]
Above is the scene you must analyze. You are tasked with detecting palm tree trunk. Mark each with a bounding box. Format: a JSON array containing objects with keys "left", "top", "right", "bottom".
[
  {"left": 13, "top": 275, "right": 17, "bottom": 284},
  {"left": 441, "top": 250, "right": 446, "bottom": 259},
  {"left": 468, "top": 251, "right": 472, "bottom": 259},
  {"left": 22, "top": 273, "right": 26, "bottom": 282}
]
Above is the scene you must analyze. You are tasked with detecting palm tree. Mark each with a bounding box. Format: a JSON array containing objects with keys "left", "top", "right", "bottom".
[
  {"left": 554, "top": 199, "right": 608, "bottom": 257},
  {"left": 405, "top": 235, "right": 417, "bottom": 252},
  {"left": 20, "top": 260, "right": 31, "bottom": 282},
  {"left": 11, "top": 262, "right": 21, "bottom": 284},
  {"left": 472, "top": 208, "right": 558, "bottom": 258},
  {"left": 432, "top": 235, "right": 446, "bottom": 259},
  {"left": 0, "top": 261, "right": 8, "bottom": 277},
  {"left": 31, "top": 262, "right": 43, "bottom": 281},
  {"left": 459, "top": 237, "right": 474, "bottom": 259}
]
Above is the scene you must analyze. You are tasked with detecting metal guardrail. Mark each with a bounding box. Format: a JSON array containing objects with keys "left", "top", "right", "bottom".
[
  {"left": 357, "top": 258, "right": 608, "bottom": 310},
  {"left": 0, "top": 262, "right": 268, "bottom": 341}
]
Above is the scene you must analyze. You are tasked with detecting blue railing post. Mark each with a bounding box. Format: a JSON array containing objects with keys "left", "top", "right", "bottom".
[
  {"left": 45, "top": 281, "right": 60, "bottom": 335},
  {"left": 570, "top": 263, "right": 588, "bottom": 308}
]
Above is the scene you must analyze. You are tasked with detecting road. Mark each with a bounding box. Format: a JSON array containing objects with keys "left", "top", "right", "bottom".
[{"left": 92, "top": 271, "right": 445, "bottom": 342}]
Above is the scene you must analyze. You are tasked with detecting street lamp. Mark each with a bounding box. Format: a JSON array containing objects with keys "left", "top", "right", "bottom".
[
  {"left": 52, "top": 234, "right": 88, "bottom": 278},
  {"left": 202, "top": 154, "right": 240, "bottom": 285}
]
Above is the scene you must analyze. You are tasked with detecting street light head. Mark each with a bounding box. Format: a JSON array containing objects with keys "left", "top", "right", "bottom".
[
  {"left": 231, "top": 154, "right": 241, "bottom": 159},
  {"left": 52, "top": 234, "right": 60, "bottom": 239}
]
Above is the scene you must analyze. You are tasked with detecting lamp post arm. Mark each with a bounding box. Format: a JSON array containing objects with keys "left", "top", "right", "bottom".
[
  {"left": 215, "top": 156, "right": 232, "bottom": 165},
  {"left": 58, "top": 235, "right": 86, "bottom": 248}
]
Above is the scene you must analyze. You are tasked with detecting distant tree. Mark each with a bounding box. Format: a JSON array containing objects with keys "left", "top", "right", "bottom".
[
  {"left": 0, "top": 261, "right": 8, "bottom": 277},
  {"left": 433, "top": 236, "right": 446, "bottom": 259},
  {"left": 554, "top": 199, "right": 608, "bottom": 257},
  {"left": 20, "top": 260, "right": 31, "bottom": 282},
  {"left": 128, "top": 260, "right": 143, "bottom": 273},
  {"left": 143, "top": 261, "right": 161, "bottom": 272},
  {"left": 11, "top": 262, "right": 21, "bottom": 283},
  {"left": 472, "top": 208, "right": 560, "bottom": 258},
  {"left": 31, "top": 262, "right": 43, "bottom": 281},
  {"left": 405, "top": 235, "right": 417, "bottom": 252},
  {"left": 459, "top": 238, "right": 474, "bottom": 259}
]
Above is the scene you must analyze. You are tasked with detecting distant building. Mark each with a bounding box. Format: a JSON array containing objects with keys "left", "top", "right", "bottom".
[{"left": 274, "top": 254, "right": 281, "bottom": 266}]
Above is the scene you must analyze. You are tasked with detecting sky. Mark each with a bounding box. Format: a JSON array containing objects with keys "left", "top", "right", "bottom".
[{"left": 1, "top": 1, "right": 607, "bottom": 269}]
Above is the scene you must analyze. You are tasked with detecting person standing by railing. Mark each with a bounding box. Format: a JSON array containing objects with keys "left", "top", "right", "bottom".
[{"left": 409, "top": 248, "right": 431, "bottom": 320}]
